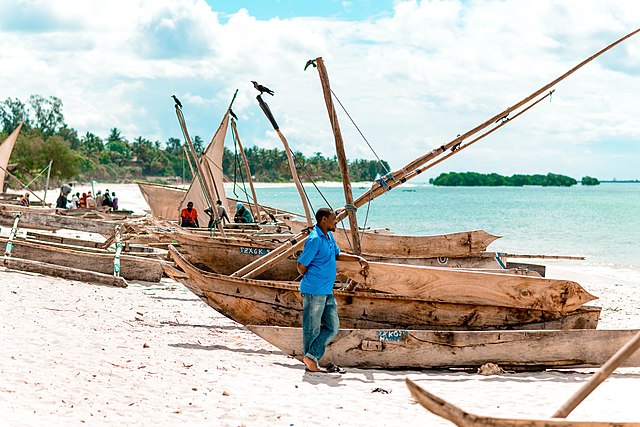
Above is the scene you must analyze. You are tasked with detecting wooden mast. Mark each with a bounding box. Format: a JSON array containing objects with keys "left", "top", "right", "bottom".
[
  {"left": 255, "top": 95, "right": 313, "bottom": 225},
  {"left": 231, "top": 28, "right": 640, "bottom": 279},
  {"left": 315, "top": 57, "right": 361, "bottom": 255},
  {"left": 230, "top": 118, "right": 263, "bottom": 222}
]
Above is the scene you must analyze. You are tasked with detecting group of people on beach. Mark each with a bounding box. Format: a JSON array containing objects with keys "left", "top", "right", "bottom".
[
  {"left": 179, "top": 197, "right": 368, "bottom": 374},
  {"left": 179, "top": 200, "right": 253, "bottom": 228},
  {"left": 55, "top": 183, "right": 119, "bottom": 211}
]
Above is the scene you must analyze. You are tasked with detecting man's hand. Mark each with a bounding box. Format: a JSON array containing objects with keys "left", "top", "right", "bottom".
[{"left": 358, "top": 256, "right": 369, "bottom": 278}]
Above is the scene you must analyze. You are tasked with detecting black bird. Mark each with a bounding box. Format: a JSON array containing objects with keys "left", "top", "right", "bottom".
[
  {"left": 251, "top": 81, "right": 274, "bottom": 96},
  {"left": 172, "top": 95, "right": 182, "bottom": 109}
]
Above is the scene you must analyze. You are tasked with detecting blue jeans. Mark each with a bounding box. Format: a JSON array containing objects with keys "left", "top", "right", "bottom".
[{"left": 302, "top": 293, "right": 339, "bottom": 363}]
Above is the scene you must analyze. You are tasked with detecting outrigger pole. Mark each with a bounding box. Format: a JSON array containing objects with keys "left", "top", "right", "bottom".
[{"left": 231, "top": 28, "right": 640, "bottom": 279}]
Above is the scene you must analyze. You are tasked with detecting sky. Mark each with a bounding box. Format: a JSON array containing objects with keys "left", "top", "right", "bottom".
[{"left": 0, "top": 0, "right": 639, "bottom": 181}]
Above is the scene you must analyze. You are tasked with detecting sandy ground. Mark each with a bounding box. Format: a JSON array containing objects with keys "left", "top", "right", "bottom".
[
  {"left": 2, "top": 183, "right": 640, "bottom": 425},
  {"left": 1, "top": 265, "right": 639, "bottom": 426}
]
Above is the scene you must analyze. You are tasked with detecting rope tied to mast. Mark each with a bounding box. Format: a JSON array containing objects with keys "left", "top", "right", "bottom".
[{"left": 344, "top": 204, "right": 357, "bottom": 212}]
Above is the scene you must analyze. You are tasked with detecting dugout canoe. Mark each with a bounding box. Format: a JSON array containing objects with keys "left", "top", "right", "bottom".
[
  {"left": 247, "top": 326, "right": 640, "bottom": 370},
  {"left": 0, "top": 237, "right": 164, "bottom": 282},
  {"left": 136, "top": 181, "right": 502, "bottom": 259},
  {"left": 167, "top": 245, "right": 600, "bottom": 331},
  {"left": 405, "top": 379, "right": 640, "bottom": 426},
  {"left": 0, "top": 208, "right": 121, "bottom": 236}
]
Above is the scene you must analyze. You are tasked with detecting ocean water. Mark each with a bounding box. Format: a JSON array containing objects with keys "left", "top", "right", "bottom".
[{"left": 230, "top": 182, "right": 640, "bottom": 269}]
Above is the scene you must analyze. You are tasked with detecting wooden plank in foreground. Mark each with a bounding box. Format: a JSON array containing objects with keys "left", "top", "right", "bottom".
[
  {"left": 2, "top": 257, "right": 127, "bottom": 287},
  {"left": 247, "top": 326, "right": 640, "bottom": 370},
  {"left": 405, "top": 379, "right": 640, "bottom": 426},
  {"left": 336, "top": 260, "right": 596, "bottom": 313}
]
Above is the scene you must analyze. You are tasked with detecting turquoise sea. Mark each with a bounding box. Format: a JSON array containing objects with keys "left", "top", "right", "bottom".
[{"left": 231, "top": 183, "right": 640, "bottom": 269}]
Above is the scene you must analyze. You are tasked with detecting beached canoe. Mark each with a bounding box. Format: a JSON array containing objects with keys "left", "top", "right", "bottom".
[
  {"left": 167, "top": 245, "right": 600, "bottom": 331},
  {"left": 405, "top": 379, "right": 640, "bottom": 426},
  {"left": 0, "top": 207, "right": 121, "bottom": 236},
  {"left": 136, "top": 181, "right": 503, "bottom": 259},
  {"left": 336, "top": 259, "right": 595, "bottom": 313},
  {"left": 247, "top": 326, "right": 640, "bottom": 370},
  {"left": 0, "top": 237, "right": 164, "bottom": 282}
]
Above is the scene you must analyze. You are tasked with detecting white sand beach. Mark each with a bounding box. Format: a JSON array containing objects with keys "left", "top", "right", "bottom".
[{"left": 2, "top": 184, "right": 640, "bottom": 426}]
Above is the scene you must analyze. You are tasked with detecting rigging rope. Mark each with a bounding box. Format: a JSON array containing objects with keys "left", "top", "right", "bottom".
[{"left": 329, "top": 88, "right": 390, "bottom": 175}]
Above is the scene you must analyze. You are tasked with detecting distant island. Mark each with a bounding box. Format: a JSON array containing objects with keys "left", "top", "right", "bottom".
[
  {"left": 429, "top": 172, "right": 600, "bottom": 187},
  {"left": 1, "top": 95, "right": 390, "bottom": 188}
]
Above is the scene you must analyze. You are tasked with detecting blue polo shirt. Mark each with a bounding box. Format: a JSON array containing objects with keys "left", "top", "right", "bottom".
[{"left": 298, "top": 225, "right": 340, "bottom": 295}]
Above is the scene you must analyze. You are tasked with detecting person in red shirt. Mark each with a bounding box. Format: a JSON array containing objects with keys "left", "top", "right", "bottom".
[{"left": 180, "top": 201, "right": 199, "bottom": 227}]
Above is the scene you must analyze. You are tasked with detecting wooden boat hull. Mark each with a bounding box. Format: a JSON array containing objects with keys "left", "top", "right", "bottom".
[
  {"left": 405, "top": 379, "right": 640, "bottom": 426},
  {"left": 168, "top": 246, "right": 600, "bottom": 331},
  {"left": 0, "top": 207, "right": 121, "bottom": 236},
  {"left": 136, "top": 182, "right": 504, "bottom": 260},
  {"left": 285, "top": 217, "right": 501, "bottom": 258},
  {"left": 164, "top": 228, "right": 517, "bottom": 282},
  {"left": 247, "top": 326, "right": 640, "bottom": 370},
  {"left": 336, "top": 260, "right": 595, "bottom": 313},
  {"left": 0, "top": 238, "right": 164, "bottom": 282}
]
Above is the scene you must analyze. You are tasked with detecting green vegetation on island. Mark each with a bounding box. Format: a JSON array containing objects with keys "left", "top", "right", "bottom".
[
  {"left": 430, "top": 172, "right": 600, "bottom": 187},
  {"left": 1, "top": 95, "right": 390, "bottom": 188}
]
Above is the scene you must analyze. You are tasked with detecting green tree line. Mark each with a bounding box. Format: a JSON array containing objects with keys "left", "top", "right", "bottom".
[
  {"left": 0, "top": 96, "right": 390, "bottom": 189},
  {"left": 429, "top": 172, "right": 599, "bottom": 187}
]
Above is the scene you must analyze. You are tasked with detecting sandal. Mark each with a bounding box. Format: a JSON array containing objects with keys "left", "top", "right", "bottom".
[{"left": 325, "top": 363, "right": 346, "bottom": 374}]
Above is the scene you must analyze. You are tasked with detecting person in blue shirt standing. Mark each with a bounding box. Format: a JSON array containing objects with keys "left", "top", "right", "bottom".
[{"left": 296, "top": 207, "right": 369, "bottom": 373}]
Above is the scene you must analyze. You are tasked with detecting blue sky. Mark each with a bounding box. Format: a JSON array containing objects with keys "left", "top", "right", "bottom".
[
  {"left": 1, "top": 0, "right": 639, "bottom": 180},
  {"left": 208, "top": 0, "right": 396, "bottom": 21}
]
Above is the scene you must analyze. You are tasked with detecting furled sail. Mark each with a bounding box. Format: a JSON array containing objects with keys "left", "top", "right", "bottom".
[
  {"left": 0, "top": 122, "right": 23, "bottom": 190},
  {"left": 180, "top": 111, "right": 230, "bottom": 221}
]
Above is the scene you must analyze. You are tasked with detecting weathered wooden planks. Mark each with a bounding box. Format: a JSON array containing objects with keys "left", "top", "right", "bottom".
[
  {"left": 336, "top": 260, "right": 596, "bottom": 312},
  {"left": 405, "top": 379, "right": 640, "bottom": 426},
  {"left": 0, "top": 238, "right": 163, "bottom": 282},
  {"left": 168, "top": 246, "right": 600, "bottom": 331},
  {"left": 248, "top": 326, "right": 640, "bottom": 370},
  {"left": 0, "top": 209, "right": 120, "bottom": 236}
]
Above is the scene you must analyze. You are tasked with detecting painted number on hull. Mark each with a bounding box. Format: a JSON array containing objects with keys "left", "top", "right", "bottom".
[
  {"left": 240, "top": 247, "right": 270, "bottom": 256},
  {"left": 378, "top": 330, "right": 409, "bottom": 342}
]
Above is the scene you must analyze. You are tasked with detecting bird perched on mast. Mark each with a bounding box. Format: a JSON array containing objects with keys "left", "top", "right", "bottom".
[
  {"left": 251, "top": 81, "right": 274, "bottom": 96},
  {"left": 172, "top": 95, "right": 183, "bottom": 109}
]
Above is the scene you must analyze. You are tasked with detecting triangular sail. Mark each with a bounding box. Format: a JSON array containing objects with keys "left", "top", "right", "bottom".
[
  {"left": 0, "top": 122, "right": 23, "bottom": 190},
  {"left": 180, "top": 111, "right": 230, "bottom": 220}
]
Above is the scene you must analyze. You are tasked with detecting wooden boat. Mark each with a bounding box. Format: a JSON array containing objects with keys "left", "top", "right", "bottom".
[
  {"left": 2, "top": 256, "right": 127, "bottom": 287},
  {"left": 247, "top": 326, "right": 640, "bottom": 370},
  {"left": 0, "top": 207, "right": 122, "bottom": 236},
  {"left": 136, "top": 180, "right": 505, "bottom": 261},
  {"left": 24, "top": 230, "right": 160, "bottom": 257},
  {"left": 163, "top": 234, "right": 589, "bottom": 311},
  {"left": 284, "top": 217, "right": 500, "bottom": 259},
  {"left": 0, "top": 236, "right": 164, "bottom": 282},
  {"left": 143, "top": 223, "right": 519, "bottom": 281},
  {"left": 167, "top": 245, "right": 600, "bottom": 330},
  {"left": 405, "top": 379, "right": 640, "bottom": 426},
  {"left": 335, "top": 259, "right": 594, "bottom": 312}
]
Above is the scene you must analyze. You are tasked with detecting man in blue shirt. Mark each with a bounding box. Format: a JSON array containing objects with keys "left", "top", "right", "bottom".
[{"left": 297, "top": 208, "right": 369, "bottom": 373}]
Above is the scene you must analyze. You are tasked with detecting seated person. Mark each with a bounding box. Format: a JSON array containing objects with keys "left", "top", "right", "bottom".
[
  {"left": 180, "top": 201, "right": 199, "bottom": 227},
  {"left": 234, "top": 202, "right": 254, "bottom": 223},
  {"left": 204, "top": 200, "right": 230, "bottom": 229},
  {"left": 19, "top": 193, "right": 30, "bottom": 207}
]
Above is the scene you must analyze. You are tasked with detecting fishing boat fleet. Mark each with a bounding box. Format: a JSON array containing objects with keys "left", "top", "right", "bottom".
[{"left": 2, "top": 27, "right": 639, "bottom": 425}]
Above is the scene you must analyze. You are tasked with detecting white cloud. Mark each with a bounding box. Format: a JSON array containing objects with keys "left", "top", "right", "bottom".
[{"left": 1, "top": 0, "right": 639, "bottom": 179}]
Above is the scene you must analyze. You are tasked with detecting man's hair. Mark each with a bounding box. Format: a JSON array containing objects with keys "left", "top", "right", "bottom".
[
  {"left": 315, "top": 207, "right": 334, "bottom": 224},
  {"left": 216, "top": 200, "right": 222, "bottom": 205}
]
